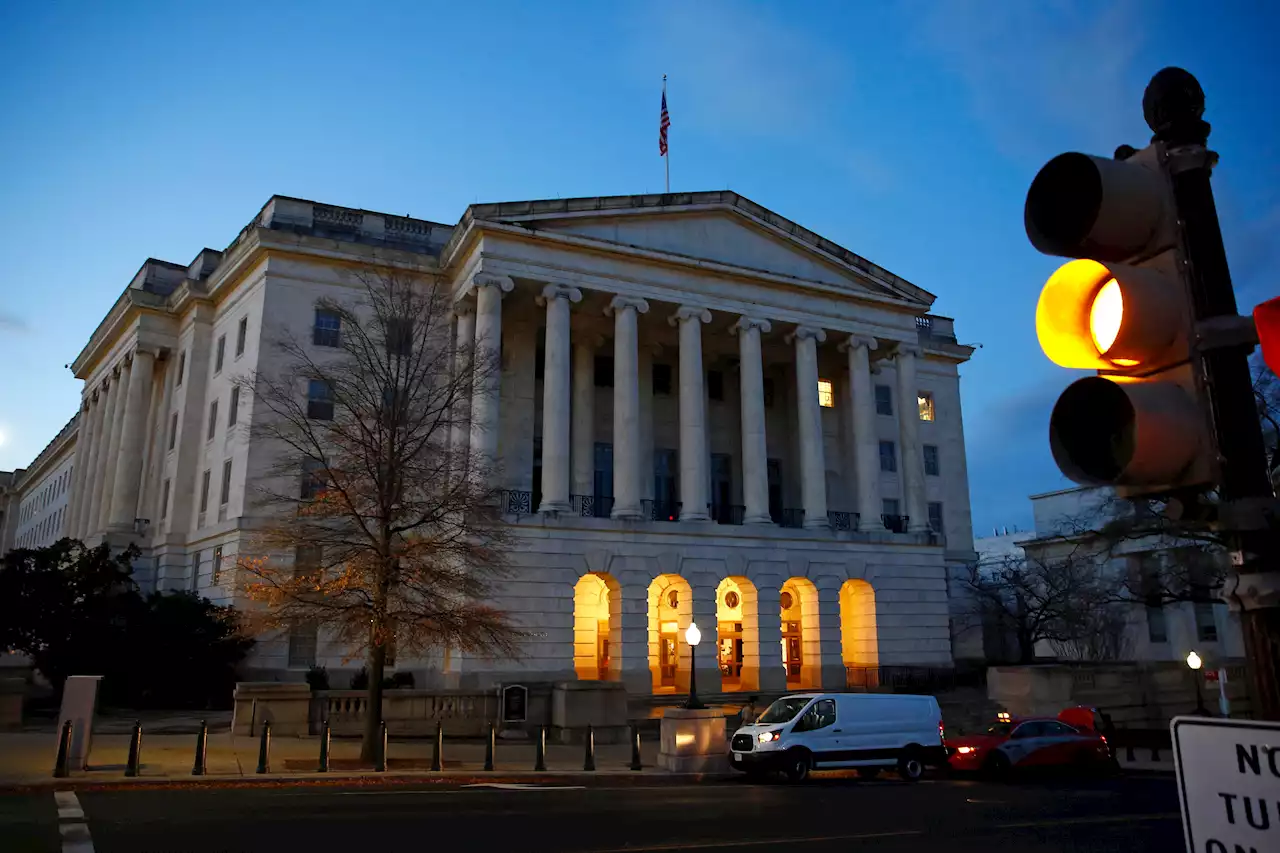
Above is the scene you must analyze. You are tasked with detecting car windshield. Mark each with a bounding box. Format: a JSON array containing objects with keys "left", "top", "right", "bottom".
[
  {"left": 757, "top": 697, "right": 812, "bottom": 724},
  {"left": 984, "top": 723, "right": 1015, "bottom": 736}
]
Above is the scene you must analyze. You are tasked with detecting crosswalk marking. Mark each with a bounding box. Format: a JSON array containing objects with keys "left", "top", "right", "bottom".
[{"left": 54, "top": 792, "right": 94, "bottom": 853}]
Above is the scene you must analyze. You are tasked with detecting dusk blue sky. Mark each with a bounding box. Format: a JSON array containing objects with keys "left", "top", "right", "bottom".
[{"left": 1, "top": 1, "right": 1277, "bottom": 536}]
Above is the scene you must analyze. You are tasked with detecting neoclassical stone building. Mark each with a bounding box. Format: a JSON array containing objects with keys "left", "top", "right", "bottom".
[{"left": 59, "top": 191, "right": 977, "bottom": 694}]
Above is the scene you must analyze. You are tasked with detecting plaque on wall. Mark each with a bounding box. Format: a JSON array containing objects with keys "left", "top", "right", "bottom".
[{"left": 502, "top": 684, "right": 528, "bottom": 723}]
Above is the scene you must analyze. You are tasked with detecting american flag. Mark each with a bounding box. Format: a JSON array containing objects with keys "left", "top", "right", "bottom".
[{"left": 659, "top": 91, "right": 670, "bottom": 156}]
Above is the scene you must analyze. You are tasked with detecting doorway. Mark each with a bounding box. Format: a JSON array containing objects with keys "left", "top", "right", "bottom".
[
  {"left": 782, "top": 620, "right": 802, "bottom": 685},
  {"left": 719, "top": 621, "right": 744, "bottom": 688},
  {"left": 659, "top": 627, "right": 679, "bottom": 688}
]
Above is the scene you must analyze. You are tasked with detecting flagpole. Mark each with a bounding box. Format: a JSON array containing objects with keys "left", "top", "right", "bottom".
[{"left": 663, "top": 74, "right": 670, "bottom": 193}]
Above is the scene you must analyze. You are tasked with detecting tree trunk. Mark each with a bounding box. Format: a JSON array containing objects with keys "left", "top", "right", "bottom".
[
  {"left": 1016, "top": 630, "right": 1036, "bottom": 665},
  {"left": 360, "top": 640, "right": 388, "bottom": 763}
]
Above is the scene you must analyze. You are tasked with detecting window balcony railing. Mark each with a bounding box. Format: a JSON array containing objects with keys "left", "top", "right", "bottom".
[
  {"left": 779, "top": 508, "right": 805, "bottom": 529},
  {"left": 882, "top": 514, "right": 909, "bottom": 534},
  {"left": 827, "top": 510, "right": 858, "bottom": 531},
  {"left": 644, "top": 499, "right": 682, "bottom": 522},
  {"left": 502, "top": 490, "right": 534, "bottom": 515},
  {"left": 712, "top": 504, "right": 744, "bottom": 526},
  {"left": 569, "top": 494, "right": 613, "bottom": 518}
]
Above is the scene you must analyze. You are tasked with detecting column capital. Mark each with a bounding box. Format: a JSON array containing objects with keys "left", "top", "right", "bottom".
[
  {"left": 897, "top": 344, "right": 923, "bottom": 361},
  {"left": 453, "top": 298, "right": 476, "bottom": 318},
  {"left": 471, "top": 273, "right": 515, "bottom": 294},
  {"left": 536, "top": 284, "right": 583, "bottom": 306},
  {"left": 838, "top": 334, "right": 879, "bottom": 354},
  {"left": 668, "top": 305, "right": 711, "bottom": 327},
  {"left": 785, "top": 325, "right": 827, "bottom": 345},
  {"left": 731, "top": 316, "right": 772, "bottom": 336},
  {"left": 604, "top": 295, "right": 649, "bottom": 317}
]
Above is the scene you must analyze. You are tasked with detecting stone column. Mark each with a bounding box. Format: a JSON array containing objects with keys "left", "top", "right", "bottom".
[
  {"left": 450, "top": 301, "right": 476, "bottom": 482},
  {"left": 66, "top": 397, "right": 94, "bottom": 539},
  {"left": 145, "top": 356, "right": 176, "bottom": 523},
  {"left": 570, "top": 337, "right": 598, "bottom": 503},
  {"left": 617, "top": 573, "right": 653, "bottom": 695},
  {"left": 895, "top": 346, "right": 930, "bottom": 532},
  {"left": 688, "top": 574, "right": 724, "bottom": 694},
  {"left": 109, "top": 350, "right": 155, "bottom": 529},
  {"left": 787, "top": 326, "right": 829, "bottom": 529},
  {"left": 638, "top": 345, "right": 657, "bottom": 507},
  {"left": 732, "top": 317, "right": 773, "bottom": 525},
  {"left": 536, "top": 284, "right": 582, "bottom": 513},
  {"left": 670, "top": 306, "right": 712, "bottom": 522},
  {"left": 134, "top": 363, "right": 161, "bottom": 523},
  {"left": 80, "top": 385, "right": 108, "bottom": 537},
  {"left": 814, "top": 577, "right": 849, "bottom": 689},
  {"left": 840, "top": 335, "right": 882, "bottom": 532},
  {"left": 95, "top": 368, "right": 129, "bottom": 535},
  {"left": 753, "top": 577, "right": 789, "bottom": 692},
  {"left": 605, "top": 295, "right": 649, "bottom": 520},
  {"left": 468, "top": 274, "right": 514, "bottom": 488}
]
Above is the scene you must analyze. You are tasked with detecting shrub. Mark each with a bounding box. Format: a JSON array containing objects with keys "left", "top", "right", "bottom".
[{"left": 305, "top": 666, "right": 330, "bottom": 691}]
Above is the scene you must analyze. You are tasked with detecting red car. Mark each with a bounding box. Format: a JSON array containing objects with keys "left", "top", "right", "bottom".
[{"left": 946, "top": 708, "right": 1114, "bottom": 776}]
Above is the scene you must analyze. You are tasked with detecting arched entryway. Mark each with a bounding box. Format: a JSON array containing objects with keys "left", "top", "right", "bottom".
[
  {"left": 780, "top": 577, "right": 821, "bottom": 688},
  {"left": 647, "top": 574, "right": 692, "bottom": 692},
  {"left": 573, "top": 573, "right": 621, "bottom": 681},
  {"left": 716, "top": 576, "right": 762, "bottom": 692},
  {"left": 839, "top": 579, "right": 879, "bottom": 689}
]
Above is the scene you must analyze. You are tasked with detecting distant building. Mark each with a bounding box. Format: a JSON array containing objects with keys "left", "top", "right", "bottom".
[{"left": 0, "top": 415, "right": 78, "bottom": 553}]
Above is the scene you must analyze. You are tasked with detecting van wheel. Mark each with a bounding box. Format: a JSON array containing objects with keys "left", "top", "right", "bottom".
[
  {"left": 897, "top": 751, "right": 925, "bottom": 782},
  {"left": 856, "top": 767, "right": 879, "bottom": 779},
  {"left": 783, "top": 750, "right": 812, "bottom": 783}
]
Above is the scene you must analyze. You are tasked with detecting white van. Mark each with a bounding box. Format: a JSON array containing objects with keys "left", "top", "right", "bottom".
[{"left": 729, "top": 692, "right": 946, "bottom": 782}]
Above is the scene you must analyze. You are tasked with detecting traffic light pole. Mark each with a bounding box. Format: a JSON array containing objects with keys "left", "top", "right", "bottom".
[{"left": 1146, "top": 68, "right": 1280, "bottom": 720}]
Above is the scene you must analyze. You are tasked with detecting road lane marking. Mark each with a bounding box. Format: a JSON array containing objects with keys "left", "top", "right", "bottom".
[
  {"left": 582, "top": 830, "right": 926, "bottom": 851},
  {"left": 54, "top": 791, "right": 84, "bottom": 820},
  {"left": 462, "top": 783, "right": 587, "bottom": 791},
  {"left": 54, "top": 791, "right": 95, "bottom": 853},
  {"left": 994, "top": 812, "right": 1180, "bottom": 830}
]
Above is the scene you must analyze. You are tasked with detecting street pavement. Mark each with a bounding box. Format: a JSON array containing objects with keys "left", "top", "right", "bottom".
[{"left": 0, "top": 773, "right": 1183, "bottom": 852}]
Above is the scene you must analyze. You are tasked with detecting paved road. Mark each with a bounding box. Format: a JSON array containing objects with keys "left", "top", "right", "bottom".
[{"left": 1, "top": 773, "right": 1182, "bottom": 853}]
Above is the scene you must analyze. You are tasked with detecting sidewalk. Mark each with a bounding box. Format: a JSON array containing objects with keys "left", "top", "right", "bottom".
[{"left": 0, "top": 729, "right": 697, "bottom": 790}]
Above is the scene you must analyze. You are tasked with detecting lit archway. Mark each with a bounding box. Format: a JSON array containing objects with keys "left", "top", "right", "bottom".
[
  {"left": 716, "top": 576, "right": 762, "bottom": 692},
  {"left": 839, "top": 579, "right": 879, "bottom": 689},
  {"left": 573, "top": 573, "right": 621, "bottom": 680},
  {"left": 781, "top": 577, "right": 821, "bottom": 688},
  {"left": 647, "top": 574, "right": 692, "bottom": 692}
]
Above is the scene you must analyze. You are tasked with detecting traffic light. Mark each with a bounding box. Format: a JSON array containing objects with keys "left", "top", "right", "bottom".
[{"left": 1027, "top": 146, "right": 1215, "bottom": 494}]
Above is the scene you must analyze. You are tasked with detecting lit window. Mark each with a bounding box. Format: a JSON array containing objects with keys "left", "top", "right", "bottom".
[
  {"left": 817, "top": 379, "right": 834, "bottom": 408},
  {"left": 918, "top": 392, "right": 935, "bottom": 421}
]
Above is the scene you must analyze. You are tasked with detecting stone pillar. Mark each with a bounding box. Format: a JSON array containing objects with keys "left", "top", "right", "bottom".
[
  {"left": 688, "top": 575, "right": 724, "bottom": 694},
  {"left": 110, "top": 350, "right": 155, "bottom": 529},
  {"left": 96, "top": 367, "right": 129, "bottom": 535},
  {"left": 617, "top": 573, "right": 653, "bottom": 695},
  {"left": 144, "top": 356, "right": 176, "bottom": 523},
  {"left": 134, "top": 362, "right": 161, "bottom": 523},
  {"left": 670, "top": 306, "right": 712, "bottom": 522},
  {"left": 450, "top": 301, "right": 476, "bottom": 481},
  {"left": 605, "top": 296, "right": 649, "bottom": 520},
  {"left": 787, "top": 326, "right": 829, "bottom": 529},
  {"left": 896, "top": 346, "right": 930, "bottom": 532},
  {"left": 536, "top": 284, "right": 582, "bottom": 513},
  {"left": 66, "top": 397, "right": 94, "bottom": 539},
  {"left": 639, "top": 345, "right": 655, "bottom": 506},
  {"left": 841, "top": 336, "right": 882, "bottom": 532},
  {"left": 80, "top": 386, "right": 108, "bottom": 538},
  {"left": 468, "top": 274, "right": 514, "bottom": 488},
  {"left": 570, "top": 337, "right": 598, "bottom": 502},
  {"left": 814, "top": 578, "right": 848, "bottom": 690},
  {"left": 732, "top": 317, "right": 773, "bottom": 525},
  {"left": 753, "top": 578, "right": 789, "bottom": 692}
]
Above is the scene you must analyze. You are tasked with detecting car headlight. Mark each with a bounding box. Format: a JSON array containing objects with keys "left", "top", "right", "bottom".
[
  {"left": 956, "top": 746, "right": 974, "bottom": 755},
  {"left": 758, "top": 731, "right": 778, "bottom": 743}
]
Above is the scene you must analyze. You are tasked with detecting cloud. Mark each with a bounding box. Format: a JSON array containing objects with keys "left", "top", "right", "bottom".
[{"left": 0, "top": 312, "right": 29, "bottom": 334}]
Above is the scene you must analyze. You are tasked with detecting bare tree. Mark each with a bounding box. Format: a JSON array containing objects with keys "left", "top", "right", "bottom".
[{"left": 235, "top": 264, "right": 522, "bottom": 762}]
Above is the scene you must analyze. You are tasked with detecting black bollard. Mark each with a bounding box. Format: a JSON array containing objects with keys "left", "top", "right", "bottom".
[
  {"left": 376, "top": 721, "right": 388, "bottom": 773},
  {"left": 534, "top": 726, "right": 547, "bottom": 772},
  {"left": 1150, "top": 746, "right": 1160, "bottom": 762},
  {"left": 430, "top": 721, "right": 442, "bottom": 772},
  {"left": 583, "top": 723, "right": 596, "bottom": 772},
  {"left": 125, "top": 721, "right": 143, "bottom": 778},
  {"left": 53, "top": 720, "right": 73, "bottom": 779},
  {"left": 1125, "top": 744, "right": 1135, "bottom": 763},
  {"left": 630, "top": 724, "right": 643, "bottom": 771},
  {"left": 256, "top": 720, "right": 271, "bottom": 774},
  {"left": 317, "top": 719, "right": 331, "bottom": 773},
  {"left": 192, "top": 720, "right": 208, "bottom": 776},
  {"left": 484, "top": 724, "right": 495, "bottom": 771}
]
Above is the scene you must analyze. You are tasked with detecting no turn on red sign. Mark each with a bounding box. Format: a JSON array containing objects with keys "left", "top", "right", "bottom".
[{"left": 1172, "top": 716, "right": 1280, "bottom": 853}]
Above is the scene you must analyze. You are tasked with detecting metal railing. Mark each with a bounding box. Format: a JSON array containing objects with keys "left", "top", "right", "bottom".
[
  {"left": 882, "top": 514, "right": 909, "bottom": 533},
  {"left": 712, "top": 504, "right": 745, "bottom": 526},
  {"left": 827, "top": 510, "right": 857, "bottom": 531},
  {"left": 502, "top": 490, "right": 534, "bottom": 515},
  {"left": 570, "top": 494, "right": 613, "bottom": 518},
  {"left": 643, "top": 499, "right": 682, "bottom": 522},
  {"left": 779, "top": 508, "right": 805, "bottom": 529}
]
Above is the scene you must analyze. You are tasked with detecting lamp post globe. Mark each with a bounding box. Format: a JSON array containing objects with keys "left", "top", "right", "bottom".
[
  {"left": 683, "top": 622, "right": 705, "bottom": 710},
  {"left": 1186, "top": 650, "right": 1203, "bottom": 671}
]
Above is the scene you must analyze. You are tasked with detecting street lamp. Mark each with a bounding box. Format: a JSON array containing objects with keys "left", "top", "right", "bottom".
[
  {"left": 1186, "top": 650, "right": 1208, "bottom": 715},
  {"left": 683, "top": 622, "right": 705, "bottom": 710}
]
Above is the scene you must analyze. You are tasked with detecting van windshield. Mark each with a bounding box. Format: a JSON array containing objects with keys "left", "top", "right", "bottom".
[{"left": 757, "top": 697, "right": 812, "bottom": 724}]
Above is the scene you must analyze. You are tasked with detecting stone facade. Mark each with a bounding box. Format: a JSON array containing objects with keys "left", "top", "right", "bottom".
[
  {"left": 44, "top": 191, "right": 977, "bottom": 695},
  {"left": 1, "top": 415, "right": 78, "bottom": 552}
]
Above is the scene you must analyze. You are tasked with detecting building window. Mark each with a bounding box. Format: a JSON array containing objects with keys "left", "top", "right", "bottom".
[
  {"left": 707, "top": 370, "right": 725, "bottom": 401},
  {"left": 236, "top": 316, "right": 248, "bottom": 357},
  {"left": 883, "top": 498, "right": 900, "bottom": 516},
  {"left": 763, "top": 377, "right": 775, "bottom": 409},
  {"left": 817, "top": 379, "right": 834, "bottom": 408},
  {"left": 593, "top": 356, "right": 614, "bottom": 388},
  {"left": 1195, "top": 602, "right": 1219, "bottom": 642},
  {"left": 879, "top": 440, "right": 897, "bottom": 472},
  {"left": 207, "top": 400, "right": 218, "bottom": 439},
  {"left": 927, "top": 501, "right": 944, "bottom": 534},
  {"left": 215, "top": 335, "right": 226, "bottom": 374},
  {"left": 918, "top": 391, "right": 935, "bottom": 422},
  {"left": 161, "top": 479, "right": 170, "bottom": 519},
  {"left": 169, "top": 413, "right": 178, "bottom": 450},
  {"left": 191, "top": 550, "right": 201, "bottom": 588},
  {"left": 923, "top": 444, "right": 940, "bottom": 476},
  {"left": 386, "top": 317, "right": 413, "bottom": 357},
  {"left": 288, "top": 621, "right": 319, "bottom": 668},
  {"left": 652, "top": 363, "right": 673, "bottom": 396},
  {"left": 300, "top": 459, "right": 326, "bottom": 500},
  {"left": 1146, "top": 605, "right": 1168, "bottom": 643},
  {"left": 307, "top": 380, "right": 335, "bottom": 420},
  {"left": 213, "top": 545, "right": 224, "bottom": 583},
  {"left": 220, "top": 459, "right": 233, "bottom": 505},
  {"left": 313, "top": 309, "right": 342, "bottom": 347},
  {"left": 177, "top": 351, "right": 186, "bottom": 386},
  {"left": 875, "top": 384, "right": 893, "bottom": 416},
  {"left": 200, "top": 470, "right": 211, "bottom": 513},
  {"left": 228, "top": 386, "right": 240, "bottom": 426}
]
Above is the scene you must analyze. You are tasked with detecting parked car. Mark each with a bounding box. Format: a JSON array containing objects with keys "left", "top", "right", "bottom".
[
  {"left": 729, "top": 692, "right": 947, "bottom": 782},
  {"left": 945, "top": 709, "right": 1115, "bottom": 776}
]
